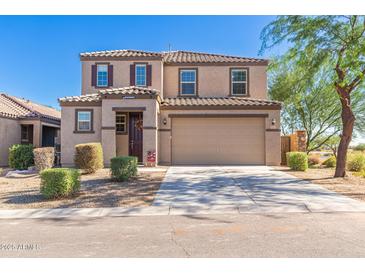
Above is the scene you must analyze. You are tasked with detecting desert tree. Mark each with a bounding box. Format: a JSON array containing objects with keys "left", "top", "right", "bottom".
[{"left": 261, "top": 16, "right": 365, "bottom": 177}]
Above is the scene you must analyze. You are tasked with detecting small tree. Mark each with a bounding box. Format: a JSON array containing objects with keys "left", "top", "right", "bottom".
[{"left": 313, "top": 135, "right": 341, "bottom": 158}]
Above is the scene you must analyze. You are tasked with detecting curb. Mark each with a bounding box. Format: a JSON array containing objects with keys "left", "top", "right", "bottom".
[{"left": 0, "top": 206, "right": 170, "bottom": 219}]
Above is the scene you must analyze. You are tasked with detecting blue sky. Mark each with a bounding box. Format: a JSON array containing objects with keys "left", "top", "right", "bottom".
[{"left": 0, "top": 15, "right": 276, "bottom": 108}]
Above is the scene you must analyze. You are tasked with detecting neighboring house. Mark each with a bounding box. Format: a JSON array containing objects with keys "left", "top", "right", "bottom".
[
  {"left": 59, "top": 50, "right": 281, "bottom": 166},
  {"left": 0, "top": 93, "right": 61, "bottom": 166}
]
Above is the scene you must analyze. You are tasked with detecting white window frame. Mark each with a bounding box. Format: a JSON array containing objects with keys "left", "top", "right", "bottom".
[
  {"left": 231, "top": 68, "right": 248, "bottom": 96},
  {"left": 116, "top": 113, "right": 127, "bottom": 134},
  {"left": 180, "top": 69, "right": 197, "bottom": 96},
  {"left": 135, "top": 64, "right": 147, "bottom": 87},
  {"left": 97, "top": 64, "right": 108, "bottom": 87},
  {"left": 77, "top": 111, "right": 92, "bottom": 131}
]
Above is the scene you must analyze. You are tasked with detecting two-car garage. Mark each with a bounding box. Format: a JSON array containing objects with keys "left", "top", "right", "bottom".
[{"left": 171, "top": 115, "right": 266, "bottom": 165}]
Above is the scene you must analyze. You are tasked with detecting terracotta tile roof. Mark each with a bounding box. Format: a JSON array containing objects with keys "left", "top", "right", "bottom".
[
  {"left": 161, "top": 97, "right": 281, "bottom": 109},
  {"left": 58, "top": 87, "right": 159, "bottom": 103},
  {"left": 58, "top": 93, "right": 101, "bottom": 103},
  {"left": 79, "top": 49, "right": 268, "bottom": 64},
  {"left": 80, "top": 49, "right": 162, "bottom": 58},
  {"left": 0, "top": 93, "right": 60, "bottom": 120},
  {"left": 162, "top": 51, "right": 268, "bottom": 64},
  {"left": 100, "top": 86, "right": 159, "bottom": 96}
]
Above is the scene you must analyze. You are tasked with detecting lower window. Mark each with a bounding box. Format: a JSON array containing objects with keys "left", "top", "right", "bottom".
[
  {"left": 76, "top": 110, "right": 92, "bottom": 131},
  {"left": 116, "top": 113, "right": 127, "bottom": 133}
]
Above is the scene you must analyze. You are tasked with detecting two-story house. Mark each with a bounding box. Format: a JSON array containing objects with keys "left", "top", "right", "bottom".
[{"left": 59, "top": 50, "right": 281, "bottom": 166}]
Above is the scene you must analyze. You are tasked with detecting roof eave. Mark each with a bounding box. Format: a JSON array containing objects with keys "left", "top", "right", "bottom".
[
  {"left": 80, "top": 56, "right": 163, "bottom": 61},
  {"left": 160, "top": 105, "right": 281, "bottom": 110},
  {"left": 163, "top": 60, "right": 269, "bottom": 66}
]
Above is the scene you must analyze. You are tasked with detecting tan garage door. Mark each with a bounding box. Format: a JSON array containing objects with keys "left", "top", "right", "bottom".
[{"left": 171, "top": 117, "right": 265, "bottom": 165}]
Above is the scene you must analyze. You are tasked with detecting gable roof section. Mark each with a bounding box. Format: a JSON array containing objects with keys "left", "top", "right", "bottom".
[
  {"left": 79, "top": 49, "right": 268, "bottom": 65},
  {"left": 161, "top": 97, "right": 281, "bottom": 110},
  {"left": 162, "top": 51, "right": 268, "bottom": 65},
  {"left": 80, "top": 49, "right": 163, "bottom": 60},
  {"left": 58, "top": 86, "right": 159, "bottom": 105},
  {"left": 0, "top": 93, "right": 61, "bottom": 121},
  {"left": 99, "top": 86, "right": 159, "bottom": 96}
]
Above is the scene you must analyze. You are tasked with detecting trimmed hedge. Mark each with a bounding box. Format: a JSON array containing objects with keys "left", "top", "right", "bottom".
[
  {"left": 33, "top": 147, "right": 55, "bottom": 171},
  {"left": 110, "top": 156, "right": 138, "bottom": 181},
  {"left": 323, "top": 156, "right": 336, "bottom": 168},
  {"left": 74, "top": 142, "right": 103, "bottom": 174},
  {"left": 40, "top": 168, "right": 80, "bottom": 199},
  {"left": 347, "top": 152, "right": 365, "bottom": 172},
  {"left": 8, "top": 144, "right": 34, "bottom": 170},
  {"left": 286, "top": 152, "right": 308, "bottom": 171}
]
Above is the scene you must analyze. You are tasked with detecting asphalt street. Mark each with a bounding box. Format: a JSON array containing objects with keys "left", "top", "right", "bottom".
[{"left": 1, "top": 212, "right": 365, "bottom": 257}]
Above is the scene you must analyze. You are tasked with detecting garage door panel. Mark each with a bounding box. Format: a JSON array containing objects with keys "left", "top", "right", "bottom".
[{"left": 172, "top": 117, "right": 265, "bottom": 165}]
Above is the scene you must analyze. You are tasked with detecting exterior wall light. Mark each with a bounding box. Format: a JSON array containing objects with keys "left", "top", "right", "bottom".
[
  {"left": 163, "top": 118, "right": 167, "bottom": 125},
  {"left": 271, "top": 118, "right": 276, "bottom": 126}
]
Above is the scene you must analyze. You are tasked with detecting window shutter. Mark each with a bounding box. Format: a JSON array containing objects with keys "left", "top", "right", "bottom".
[
  {"left": 130, "top": 64, "right": 136, "bottom": 86},
  {"left": 108, "top": 65, "right": 113, "bottom": 87},
  {"left": 147, "top": 64, "right": 152, "bottom": 86},
  {"left": 91, "top": 65, "right": 97, "bottom": 86}
]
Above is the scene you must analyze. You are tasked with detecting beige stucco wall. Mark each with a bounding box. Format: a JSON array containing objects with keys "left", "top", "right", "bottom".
[
  {"left": 60, "top": 106, "right": 102, "bottom": 166},
  {"left": 158, "top": 108, "right": 281, "bottom": 165},
  {"left": 82, "top": 60, "right": 164, "bottom": 96},
  {"left": 116, "top": 134, "right": 128, "bottom": 156},
  {"left": 163, "top": 65, "right": 268, "bottom": 99},
  {"left": 0, "top": 118, "right": 21, "bottom": 166}
]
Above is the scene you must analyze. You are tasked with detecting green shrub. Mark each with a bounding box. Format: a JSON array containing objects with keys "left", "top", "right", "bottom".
[
  {"left": 33, "top": 147, "right": 55, "bottom": 171},
  {"left": 110, "top": 156, "right": 138, "bottom": 181},
  {"left": 359, "top": 169, "right": 365, "bottom": 178},
  {"left": 353, "top": 143, "right": 365, "bottom": 152},
  {"left": 74, "top": 142, "right": 103, "bottom": 174},
  {"left": 308, "top": 154, "right": 321, "bottom": 166},
  {"left": 347, "top": 152, "right": 365, "bottom": 172},
  {"left": 323, "top": 156, "right": 336, "bottom": 168},
  {"left": 40, "top": 168, "right": 80, "bottom": 199},
  {"left": 286, "top": 152, "right": 308, "bottom": 171},
  {"left": 8, "top": 144, "right": 34, "bottom": 170}
]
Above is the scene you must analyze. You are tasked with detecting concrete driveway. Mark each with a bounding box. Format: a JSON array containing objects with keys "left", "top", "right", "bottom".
[{"left": 153, "top": 166, "right": 365, "bottom": 215}]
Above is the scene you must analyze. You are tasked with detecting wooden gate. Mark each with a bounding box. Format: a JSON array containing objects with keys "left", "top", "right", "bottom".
[{"left": 281, "top": 136, "right": 291, "bottom": 165}]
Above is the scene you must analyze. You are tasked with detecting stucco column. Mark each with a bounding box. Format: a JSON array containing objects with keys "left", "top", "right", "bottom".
[
  {"left": 265, "top": 130, "right": 281, "bottom": 165},
  {"left": 265, "top": 111, "right": 281, "bottom": 166},
  {"left": 101, "top": 101, "right": 116, "bottom": 166},
  {"left": 142, "top": 101, "right": 158, "bottom": 165}
]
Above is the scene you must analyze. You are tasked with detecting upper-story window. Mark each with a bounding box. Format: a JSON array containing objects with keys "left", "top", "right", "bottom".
[
  {"left": 97, "top": 64, "right": 108, "bottom": 87},
  {"left": 135, "top": 64, "right": 147, "bottom": 86},
  {"left": 231, "top": 68, "right": 248, "bottom": 96},
  {"left": 180, "top": 69, "right": 197, "bottom": 96}
]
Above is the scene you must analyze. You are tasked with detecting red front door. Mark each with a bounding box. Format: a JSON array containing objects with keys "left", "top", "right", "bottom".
[{"left": 129, "top": 112, "right": 143, "bottom": 162}]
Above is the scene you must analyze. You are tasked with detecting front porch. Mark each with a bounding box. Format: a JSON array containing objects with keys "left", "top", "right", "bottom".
[{"left": 101, "top": 98, "right": 159, "bottom": 166}]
